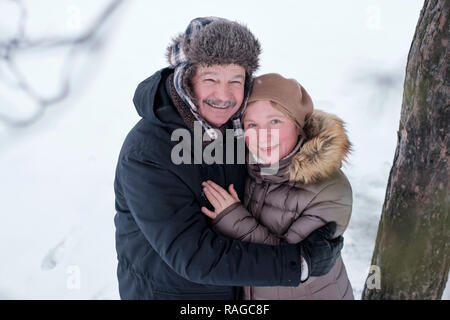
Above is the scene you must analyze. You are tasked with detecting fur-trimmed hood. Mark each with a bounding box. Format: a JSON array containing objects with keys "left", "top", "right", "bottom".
[{"left": 287, "top": 109, "right": 352, "bottom": 184}]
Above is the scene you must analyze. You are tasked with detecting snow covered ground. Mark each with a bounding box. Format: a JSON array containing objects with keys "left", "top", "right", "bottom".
[{"left": 1, "top": 0, "right": 447, "bottom": 299}]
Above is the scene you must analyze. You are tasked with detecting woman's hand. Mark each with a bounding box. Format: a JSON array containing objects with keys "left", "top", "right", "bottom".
[{"left": 201, "top": 180, "right": 240, "bottom": 219}]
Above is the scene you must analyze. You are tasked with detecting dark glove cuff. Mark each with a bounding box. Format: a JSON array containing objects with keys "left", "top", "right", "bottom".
[{"left": 299, "top": 247, "right": 311, "bottom": 283}]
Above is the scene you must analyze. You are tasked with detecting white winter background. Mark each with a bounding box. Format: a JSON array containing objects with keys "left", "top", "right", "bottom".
[{"left": 0, "top": 0, "right": 448, "bottom": 299}]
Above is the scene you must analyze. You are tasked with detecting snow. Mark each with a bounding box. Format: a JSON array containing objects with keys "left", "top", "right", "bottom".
[{"left": 2, "top": 0, "right": 446, "bottom": 300}]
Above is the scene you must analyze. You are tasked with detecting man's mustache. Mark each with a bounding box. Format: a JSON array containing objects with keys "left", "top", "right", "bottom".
[{"left": 204, "top": 98, "right": 236, "bottom": 108}]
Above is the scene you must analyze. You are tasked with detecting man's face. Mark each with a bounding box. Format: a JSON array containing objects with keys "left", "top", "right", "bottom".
[{"left": 191, "top": 64, "right": 246, "bottom": 128}]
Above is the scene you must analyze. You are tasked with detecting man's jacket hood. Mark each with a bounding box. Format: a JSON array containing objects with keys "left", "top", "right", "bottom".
[{"left": 132, "top": 68, "right": 184, "bottom": 130}]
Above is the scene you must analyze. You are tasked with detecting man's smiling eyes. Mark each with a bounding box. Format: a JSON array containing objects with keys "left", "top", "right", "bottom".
[{"left": 202, "top": 78, "right": 243, "bottom": 85}]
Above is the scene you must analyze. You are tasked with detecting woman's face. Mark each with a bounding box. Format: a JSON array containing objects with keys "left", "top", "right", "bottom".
[{"left": 243, "top": 100, "right": 300, "bottom": 164}]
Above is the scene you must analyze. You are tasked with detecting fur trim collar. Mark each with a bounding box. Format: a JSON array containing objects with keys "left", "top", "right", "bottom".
[{"left": 288, "top": 110, "right": 352, "bottom": 184}]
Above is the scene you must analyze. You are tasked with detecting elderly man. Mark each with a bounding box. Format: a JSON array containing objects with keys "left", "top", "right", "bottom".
[{"left": 114, "top": 17, "right": 343, "bottom": 300}]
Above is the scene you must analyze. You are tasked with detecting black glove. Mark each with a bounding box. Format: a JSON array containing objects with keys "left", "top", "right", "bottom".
[{"left": 297, "top": 222, "right": 344, "bottom": 283}]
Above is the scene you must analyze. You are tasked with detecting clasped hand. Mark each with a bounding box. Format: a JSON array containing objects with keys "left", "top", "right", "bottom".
[{"left": 201, "top": 180, "right": 240, "bottom": 219}]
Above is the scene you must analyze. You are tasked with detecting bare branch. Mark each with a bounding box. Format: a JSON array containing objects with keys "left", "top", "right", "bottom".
[{"left": 0, "top": 0, "right": 125, "bottom": 127}]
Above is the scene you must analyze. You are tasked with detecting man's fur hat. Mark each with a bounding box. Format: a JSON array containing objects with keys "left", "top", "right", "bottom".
[{"left": 166, "top": 17, "right": 261, "bottom": 76}]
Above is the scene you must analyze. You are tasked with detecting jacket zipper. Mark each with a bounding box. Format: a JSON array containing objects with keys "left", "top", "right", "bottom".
[
  {"left": 254, "top": 181, "right": 270, "bottom": 220},
  {"left": 248, "top": 181, "right": 269, "bottom": 300}
]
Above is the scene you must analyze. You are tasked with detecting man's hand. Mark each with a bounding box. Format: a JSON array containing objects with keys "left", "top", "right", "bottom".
[
  {"left": 201, "top": 180, "right": 240, "bottom": 219},
  {"left": 297, "top": 222, "right": 344, "bottom": 282}
]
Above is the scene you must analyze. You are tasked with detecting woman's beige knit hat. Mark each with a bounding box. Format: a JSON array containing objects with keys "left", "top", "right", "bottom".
[{"left": 247, "top": 73, "right": 314, "bottom": 139}]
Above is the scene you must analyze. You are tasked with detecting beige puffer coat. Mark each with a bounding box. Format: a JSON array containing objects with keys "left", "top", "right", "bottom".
[{"left": 212, "top": 110, "right": 354, "bottom": 300}]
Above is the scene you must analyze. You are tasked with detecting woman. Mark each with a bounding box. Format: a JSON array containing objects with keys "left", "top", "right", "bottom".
[{"left": 201, "top": 73, "right": 354, "bottom": 300}]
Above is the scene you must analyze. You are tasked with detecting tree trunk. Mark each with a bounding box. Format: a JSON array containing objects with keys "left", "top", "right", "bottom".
[{"left": 362, "top": 0, "right": 449, "bottom": 300}]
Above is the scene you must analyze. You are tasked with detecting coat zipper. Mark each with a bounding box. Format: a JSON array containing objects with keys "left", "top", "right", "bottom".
[
  {"left": 254, "top": 181, "right": 270, "bottom": 220},
  {"left": 248, "top": 181, "right": 269, "bottom": 300}
]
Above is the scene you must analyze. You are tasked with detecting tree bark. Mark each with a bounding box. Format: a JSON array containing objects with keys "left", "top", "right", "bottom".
[{"left": 362, "top": 0, "right": 449, "bottom": 300}]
